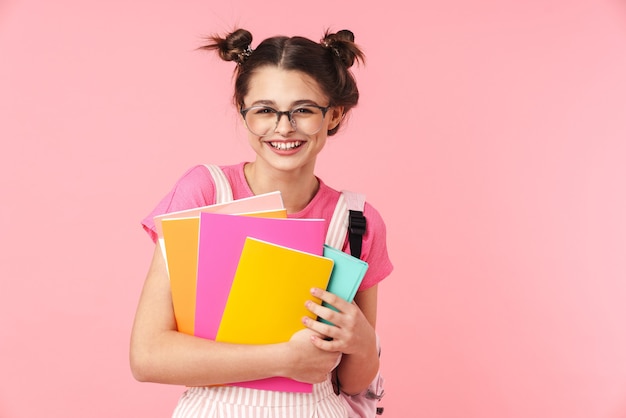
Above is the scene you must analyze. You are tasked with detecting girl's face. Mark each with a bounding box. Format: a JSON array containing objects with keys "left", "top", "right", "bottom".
[{"left": 241, "top": 66, "right": 342, "bottom": 176}]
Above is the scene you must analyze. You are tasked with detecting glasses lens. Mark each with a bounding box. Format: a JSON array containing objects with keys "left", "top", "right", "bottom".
[
  {"left": 243, "top": 106, "right": 325, "bottom": 136},
  {"left": 290, "top": 106, "right": 325, "bottom": 135},
  {"left": 244, "top": 107, "right": 276, "bottom": 137}
]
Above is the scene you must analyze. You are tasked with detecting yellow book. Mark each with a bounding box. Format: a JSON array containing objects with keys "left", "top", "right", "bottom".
[{"left": 216, "top": 237, "right": 334, "bottom": 345}]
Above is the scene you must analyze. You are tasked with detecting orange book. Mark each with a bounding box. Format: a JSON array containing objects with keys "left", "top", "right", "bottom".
[{"left": 161, "top": 217, "right": 200, "bottom": 335}]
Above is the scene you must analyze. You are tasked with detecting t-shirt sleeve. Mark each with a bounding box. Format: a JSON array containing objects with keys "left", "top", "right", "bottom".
[
  {"left": 141, "top": 165, "right": 216, "bottom": 243},
  {"left": 358, "top": 203, "right": 394, "bottom": 290}
]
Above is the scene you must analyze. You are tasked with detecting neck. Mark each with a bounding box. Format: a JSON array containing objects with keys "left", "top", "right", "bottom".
[{"left": 244, "top": 162, "right": 319, "bottom": 214}]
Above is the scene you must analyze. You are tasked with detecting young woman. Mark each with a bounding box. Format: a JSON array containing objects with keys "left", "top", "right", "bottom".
[{"left": 130, "top": 28, "right": 393, "bottom": 418}]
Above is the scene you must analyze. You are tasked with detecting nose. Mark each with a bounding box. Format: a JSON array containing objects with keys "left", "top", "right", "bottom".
[{"left": 274, "top": 111, "right": 296, "bottom": 135}]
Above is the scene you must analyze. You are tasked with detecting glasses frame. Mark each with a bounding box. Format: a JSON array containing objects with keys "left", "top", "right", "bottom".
[{"left": 240, "top": 104, "right": 331, "bottom": 137}]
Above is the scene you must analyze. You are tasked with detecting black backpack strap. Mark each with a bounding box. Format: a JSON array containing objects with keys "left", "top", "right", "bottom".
[
  {"left": 348, "top": 209, "right": 367, "bottom": 258},
  {"left": 344, "top": 191, "right": 367, "bottom": 258}
]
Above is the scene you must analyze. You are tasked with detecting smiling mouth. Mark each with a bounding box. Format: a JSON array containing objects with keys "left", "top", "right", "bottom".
[{"left": 268, "top": 141, "right": 303, "bottom": 150}]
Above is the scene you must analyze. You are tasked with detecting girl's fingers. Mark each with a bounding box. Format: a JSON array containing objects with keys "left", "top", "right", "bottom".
[
  {"left": 302, "top": 314, "right": 338, "bottom": 339},
  {"left": 309, "top": 332, "right": 342, "bottom": 352},
  {"left": 310, "top": 287, "right": 351, "bottom": 311},
  {"left": 304, "top": 300, "right": 343, "bottom": 326}
]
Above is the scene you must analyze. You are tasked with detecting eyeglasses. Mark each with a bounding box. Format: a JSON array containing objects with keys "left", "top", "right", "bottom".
[{"left": 240, "top": 104, "right": 331, "bottom": 137}]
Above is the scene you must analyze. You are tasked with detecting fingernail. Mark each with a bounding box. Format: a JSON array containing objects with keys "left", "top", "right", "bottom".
[{"left": 310, "top": 288, "right": 320, "bottom": 296}]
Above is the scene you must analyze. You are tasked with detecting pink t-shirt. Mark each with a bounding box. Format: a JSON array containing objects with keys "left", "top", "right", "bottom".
[{"left": 142, "top": 162, "right": 393, "bottom": 290}]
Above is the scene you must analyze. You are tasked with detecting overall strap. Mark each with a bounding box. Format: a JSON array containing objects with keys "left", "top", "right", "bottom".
[
  {"left": 204, "top": 164, "right": 234, "bottom": 204},
  {"left": 326, "top": 191, "right": 367, "bottom": 258}
]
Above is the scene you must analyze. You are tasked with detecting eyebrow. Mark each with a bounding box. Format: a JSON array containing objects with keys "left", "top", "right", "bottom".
[{"left": 248, "top": 99, "right": 323, "bottom": 108}]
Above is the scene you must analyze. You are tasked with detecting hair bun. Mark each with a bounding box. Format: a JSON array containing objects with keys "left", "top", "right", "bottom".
[
  {"left": 201, "top": 28, "right": 253, "bottom": 65},
  {"left": 334, "top": 29, "right": 355, "bottom": 43},
  {"left": 321, "top": 29, "right": 363, "bottom": 68}
]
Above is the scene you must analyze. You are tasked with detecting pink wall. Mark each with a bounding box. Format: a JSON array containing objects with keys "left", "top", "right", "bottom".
[{"left": 1, "top": 1, "right": 625, "bottom": 417}]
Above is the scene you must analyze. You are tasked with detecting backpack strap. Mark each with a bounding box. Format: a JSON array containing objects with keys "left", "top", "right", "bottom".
[
  {"left": 326, "top": 190, "right": 366, "bottom": 259},
  {"left": 204, "top": 164, "right": 234, "bottom": 204},
  {"left": 328, "top": 192, "right": 385, "bottom": 416}
]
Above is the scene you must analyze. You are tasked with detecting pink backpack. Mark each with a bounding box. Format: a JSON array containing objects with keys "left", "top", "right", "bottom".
[{"left": 206, "top": 164, "right": 386, "bottom": 417}]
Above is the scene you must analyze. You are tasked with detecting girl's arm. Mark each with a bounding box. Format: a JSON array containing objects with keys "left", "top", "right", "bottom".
[
  {"left": 303, "top": 285, "right": 381, "bottom": 395},
  {"left": 129, "top": 245, "right": 340, "bottom": 387}
]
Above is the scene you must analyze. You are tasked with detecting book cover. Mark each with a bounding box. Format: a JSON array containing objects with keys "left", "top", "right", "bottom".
[
  {"left": 320, "top": 244, "right": 369, "bottom": 325},
  {"left": 161, "top": 217, "right": 201, "bottom": 335},
  {"left": 216, "top": 237, "right": 334, "bottom": 393},
  {"left": 194, "top": 212, "right": 325, "bottom": 341}
]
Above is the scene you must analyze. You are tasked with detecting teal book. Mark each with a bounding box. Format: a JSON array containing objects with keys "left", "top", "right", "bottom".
[{"left": 321, "top": 244, "right": 369, "bottom": 325}]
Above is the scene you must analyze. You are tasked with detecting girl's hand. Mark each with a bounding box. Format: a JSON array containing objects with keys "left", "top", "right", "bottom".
[
  {"left": 302, "top": 288, "right": 377, "bottom": 356},
  {"left": 285, "top": 328, "right": 342, "bottom": 384}
]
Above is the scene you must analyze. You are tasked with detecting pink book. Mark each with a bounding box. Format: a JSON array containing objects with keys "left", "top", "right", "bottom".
[{"left": 196, "top": 212, "right": 326, "bottom": 393}]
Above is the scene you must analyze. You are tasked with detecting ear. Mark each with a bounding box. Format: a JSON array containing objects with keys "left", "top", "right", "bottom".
[{"left": 327, "top": 106, "right": 345, "bottom": 131}]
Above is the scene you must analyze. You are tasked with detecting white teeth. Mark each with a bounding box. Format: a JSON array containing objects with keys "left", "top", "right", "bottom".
[{"left": 270, "top": 141, "right": 302, "bottom": 150}]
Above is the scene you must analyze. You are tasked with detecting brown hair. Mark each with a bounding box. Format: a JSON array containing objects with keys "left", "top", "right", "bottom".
[{"left": 200, "top": 28, "right": 365, "bottom": 136}]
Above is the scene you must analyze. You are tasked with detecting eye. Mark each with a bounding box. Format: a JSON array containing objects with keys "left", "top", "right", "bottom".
[
  {"left": 292, "top": 106, "right": 316, "bottom": 114},
  {"left": 252, "top": 106, "right": 277, "bottom": 115}
]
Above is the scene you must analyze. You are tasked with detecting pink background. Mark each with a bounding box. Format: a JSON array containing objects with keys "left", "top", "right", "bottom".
[{"left": 1, "top": 1, "right": 626, "bottom": 417}]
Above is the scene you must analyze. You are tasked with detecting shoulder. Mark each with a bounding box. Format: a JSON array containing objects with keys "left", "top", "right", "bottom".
[
  {"left": 140, "top": 165, "right": 214, "bottom": 242},
  {"left": 332, "top": 187, "right": 387, "bottom": 233},
  {"left": 362, "top": 201, "right": 387, "bottom": 234},
  {"left": 171, "top": 165, "right": 215, "bottom": 194},
  {"left": 170, "top": 162, "right": 246, "bottom": 199},
  {"left": 356, "top": 199, "right": 394, "bottom": 290}
]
